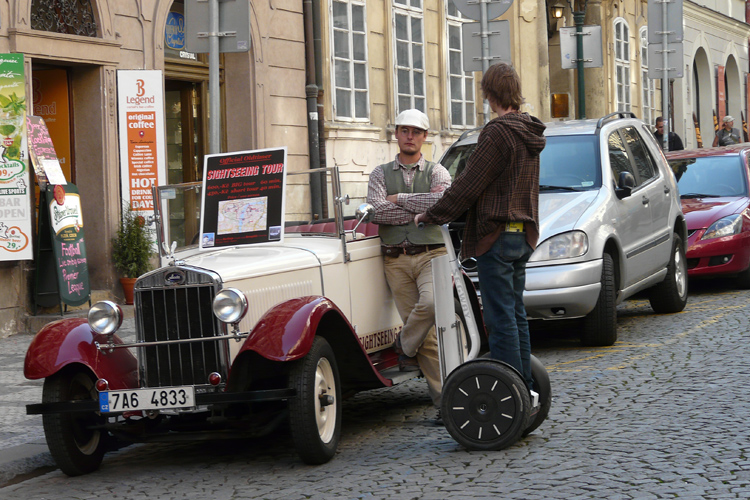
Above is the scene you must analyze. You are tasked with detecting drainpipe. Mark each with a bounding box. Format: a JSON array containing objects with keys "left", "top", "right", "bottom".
[
  {"left": 312, "top": 0, "right": 329, "bottom": 217},
  {"left": 303, "top": 0, "right": 323, "bottom": 219}
]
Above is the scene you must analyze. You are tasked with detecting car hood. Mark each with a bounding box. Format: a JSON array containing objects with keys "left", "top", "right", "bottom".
[
  {"left": 538, "top": 190, "right": 599, "bottom": 239},
  {"left": 681, "top": 197, "right": 747, "bottom": 230},
  {"left": 174, "top": 236, "right": 343, "bottom": 282}
]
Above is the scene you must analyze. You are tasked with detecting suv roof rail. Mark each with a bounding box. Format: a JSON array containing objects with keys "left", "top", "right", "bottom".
[
  {"left": 596, "top": 111, "right": 637, "bottom": 132},
  {"left": 458, "top": 126, "right": 483, "bottom": 141}
]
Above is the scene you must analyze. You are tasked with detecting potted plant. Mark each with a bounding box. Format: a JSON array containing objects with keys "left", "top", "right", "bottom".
[{"left": 112, "top": 202, "right": 154, "bottom": 304}]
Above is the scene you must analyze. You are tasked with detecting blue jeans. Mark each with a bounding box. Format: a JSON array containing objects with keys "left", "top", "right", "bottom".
[{"left": 476, "top": 231, "right": 534, "bottom": 391}]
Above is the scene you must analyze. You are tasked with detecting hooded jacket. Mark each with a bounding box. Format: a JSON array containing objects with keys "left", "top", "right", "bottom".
[{"left": 424, "top": 111, "right": 546, "bottom": 258}]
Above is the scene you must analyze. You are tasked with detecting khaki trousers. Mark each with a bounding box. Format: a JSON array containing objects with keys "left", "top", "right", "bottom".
[{"left": 384, "top": 247, "right": 446, "bottom": 405}]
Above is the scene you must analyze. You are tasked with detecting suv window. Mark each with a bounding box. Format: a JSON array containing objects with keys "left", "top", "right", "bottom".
[
  {"left": 608, "top": 130, "right": 636, "bottom": 183},
  {"left": 540, "top": 136, "right": 601, "bottom": 189},
  {"left": 620, "top": 126, "right": 657, "bottom": 183},
  {"left": 440, "top": 142, "right": 477, "bottom": 180}
]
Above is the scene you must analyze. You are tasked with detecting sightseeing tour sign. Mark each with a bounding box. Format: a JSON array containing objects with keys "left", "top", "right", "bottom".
[
  {"left": 199, "top": 147, "right": 287, "bottom": 249},
  {"left": 116, "top": 70, "right": 166, "bottom": 245},
  {"left": 0, "top": 53, "right": 32, "bottom": 260}
]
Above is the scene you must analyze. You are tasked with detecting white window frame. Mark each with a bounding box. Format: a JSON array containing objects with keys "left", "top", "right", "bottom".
[
  {"left": 446, "top": 7, "right": 475, "bottom": 128},
  {"left": 330, "top": 0, "right": 370, "bottom": 121},
  {"left": 614, "top": 18, "right": 631, "bottom": 112},
  {"left": 640, "top": 27, "right": 656, "bottom": 125},
  {"left": 392, "top": 0, "right": 426, "bottom": 114}
]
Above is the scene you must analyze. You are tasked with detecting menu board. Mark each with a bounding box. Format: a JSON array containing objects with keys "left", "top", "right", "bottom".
[
  {"left": 48, "top": 184, "right": 90, "bottom": 306},
  {"left": 27, "top": 115, "right": 67, "bottom": 186},
  {"left": 200, "top": 148, "right": 287, "bottom": 248}
]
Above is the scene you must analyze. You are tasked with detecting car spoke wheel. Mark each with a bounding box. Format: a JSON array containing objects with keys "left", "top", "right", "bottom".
[
  {"left": 289, "top": 336, "right": 341, "bottom": 464},
  {"left": 649, "top": 233, "right": 689, "bottom": 314},
  {"left": 441, "top": 359, "right": 531, "bottom": 451},
  {"left": 523, "top": 355, "right": 552, "bottom": 437},
  {"left": 42, "top": 369, "right": 107, "bottom": 476},
  {"left": 581, "top": 253, "right": 617, "bottom": 346}
]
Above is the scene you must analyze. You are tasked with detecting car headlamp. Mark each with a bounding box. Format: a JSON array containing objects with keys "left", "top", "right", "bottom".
[
  {"left": 88, "top": 301, "right": 123, "bottom": 335},
  {"left": 529, "top": 231, "right": 588, "bottom": 262},
  {"left": 212, "top": 288, "right": 248, "bottom": 324},
  {"left": 702, "top": 214, "right": 742, "bottom": 240}
]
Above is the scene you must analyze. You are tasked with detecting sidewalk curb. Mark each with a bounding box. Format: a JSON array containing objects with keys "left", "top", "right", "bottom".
[{"left": 0, "top": 442, "right": 55, "bottom": 487}]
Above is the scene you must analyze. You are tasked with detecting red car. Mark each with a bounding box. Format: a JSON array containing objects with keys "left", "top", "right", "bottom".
[{"left": 667, "top": 145, "right": 750, "bottom": 286}]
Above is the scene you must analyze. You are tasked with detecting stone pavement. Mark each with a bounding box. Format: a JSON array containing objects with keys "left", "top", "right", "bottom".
[{"left": 0, "top": 307, "right": 135, "bottom": 486}]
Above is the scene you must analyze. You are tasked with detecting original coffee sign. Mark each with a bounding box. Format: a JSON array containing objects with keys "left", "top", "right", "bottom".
[{"left": 48, "top": 184, "right": 90, "bottom": 306}]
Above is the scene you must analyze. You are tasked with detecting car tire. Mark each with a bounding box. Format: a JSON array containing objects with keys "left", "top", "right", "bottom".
[
  {"left": 288, "top": 336, "right": 342, "bottom": 465},
  {"left": 581, "top": 253, "right": 617, "bottom": 347},
  {"left": 441, "top": 359, "right": 531, "bottom": 451},
  {"left": 42, "top": 369, "right": 107, "bottom": 476},
  {"left": 648, "top": 233, "right": 688, "bottom": 314},
  {"left": 523, "top": 354, "right": 552, "bottom": 437}
]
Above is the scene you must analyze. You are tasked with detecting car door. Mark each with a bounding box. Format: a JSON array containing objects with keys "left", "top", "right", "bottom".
[{"left": 607, "top": 127, "right": 659, "bottom": 286}]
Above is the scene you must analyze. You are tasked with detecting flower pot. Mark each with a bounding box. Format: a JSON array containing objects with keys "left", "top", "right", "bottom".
[{"left": 120, "top": 277, "right": 137, "bottom": 305}]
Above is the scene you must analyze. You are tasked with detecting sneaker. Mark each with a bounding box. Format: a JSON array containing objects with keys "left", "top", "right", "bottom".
[{"left": 398, "top": 354, "right": 420, "bottom": 372}]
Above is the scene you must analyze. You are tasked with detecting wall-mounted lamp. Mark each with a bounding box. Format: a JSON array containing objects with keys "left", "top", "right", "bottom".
[{"left": 551, "top": 1, "right": 565, "bottom": 19}]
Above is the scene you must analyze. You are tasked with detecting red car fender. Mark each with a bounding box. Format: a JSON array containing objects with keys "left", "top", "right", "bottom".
[
  {"left": 24, "top": 318, "right": 138, "bottom": 389},
  {"left": 232, "top": 296, "right": 392, "bottom": 390}
]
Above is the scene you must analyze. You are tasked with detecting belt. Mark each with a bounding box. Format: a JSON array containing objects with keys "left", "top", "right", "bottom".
[
  {"left": 503, "top": 221, "right": 525, "bottom": 233},
  {"left": 382, "top": 244, "right": 444, "bottom": 257}
]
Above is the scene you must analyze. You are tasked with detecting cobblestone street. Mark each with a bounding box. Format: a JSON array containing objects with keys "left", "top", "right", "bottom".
[{"left": 2, "top": 279, "right": 750, "bottom": 499}]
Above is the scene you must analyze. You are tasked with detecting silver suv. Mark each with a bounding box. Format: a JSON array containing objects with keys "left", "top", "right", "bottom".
[{"left": 440, "top": 112, "right": 688, "bottom": 346}]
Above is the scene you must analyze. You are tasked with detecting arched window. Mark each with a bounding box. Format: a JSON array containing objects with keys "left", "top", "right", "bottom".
[
  {"left": 614, "top": 18, "right": 631, "bottom": 112},
  {"left": 31, "top": 0, "right": 98, "bottom": 37},
  {"left": 640, "top": 27, "right": 656, "bottom": 125}
]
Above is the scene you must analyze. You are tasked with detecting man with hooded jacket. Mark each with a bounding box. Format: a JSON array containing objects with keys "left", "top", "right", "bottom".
[{"left": 414, "top": 62, "right": 546, "bottom": 393}]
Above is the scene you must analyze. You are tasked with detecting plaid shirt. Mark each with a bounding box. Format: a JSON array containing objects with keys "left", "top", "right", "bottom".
[
  {"left": 424, "top": 112, "right": 546, "bottom": 258},
  {"left": 367, "top": 154, "right": 451, "bottom": 247}
]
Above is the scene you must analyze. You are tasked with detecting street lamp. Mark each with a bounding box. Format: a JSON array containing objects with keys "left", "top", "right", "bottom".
[
  {"left": 561, "top": 0, "right": 589, "bottom": 119},
  {"left": 551, "top": 1, "right": 564, "bottom": 19}
]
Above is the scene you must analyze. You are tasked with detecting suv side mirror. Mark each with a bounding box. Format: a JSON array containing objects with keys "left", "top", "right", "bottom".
[{"left": 615, "top": 171, "right": 636, "bottom": 199}]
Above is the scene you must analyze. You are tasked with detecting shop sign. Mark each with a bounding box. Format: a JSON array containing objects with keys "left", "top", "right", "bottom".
[
  {"left": 199, "top": 147, "right": 287, "bottom": 249},
  {"left": 116, "top": 70, "right": 167, "bottom": 247},
  {"left": 165, "top": 12, "right": 186, "bottom": 50},
  {"left": 0, "top": 53, "right": 32, "bottom": 260}
]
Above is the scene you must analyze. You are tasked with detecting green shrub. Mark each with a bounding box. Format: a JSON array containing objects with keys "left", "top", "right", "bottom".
[{"left": 112, "top": 203, "right": 154, "bottom": 278}]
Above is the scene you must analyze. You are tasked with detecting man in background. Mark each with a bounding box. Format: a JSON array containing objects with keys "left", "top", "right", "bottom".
[{"left": 654, "top": 116, "right": 684, "bottom": 151}]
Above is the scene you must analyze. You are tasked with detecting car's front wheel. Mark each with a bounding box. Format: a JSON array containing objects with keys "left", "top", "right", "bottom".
[
  {"left": 581, "top": 253, "right": 617, "bottom": 347},
  {"left": 648, "top": 233, "right": 688, "bottom": 314},
  {"left": 288, "top": 336, "right": 342, "bottom": 464},
  {"left": 42, "top": 368, "right": 107, "bottom": 476}
]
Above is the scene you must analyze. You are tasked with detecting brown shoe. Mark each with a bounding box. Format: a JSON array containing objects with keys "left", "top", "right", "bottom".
[
  {"left": 398, "top": 355, "right": 420, "bottom": 372},
  {"left": 393, "top": 336, "right": 404, "bottom": 355}
]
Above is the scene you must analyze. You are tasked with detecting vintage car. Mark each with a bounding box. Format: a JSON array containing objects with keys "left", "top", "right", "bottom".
[{"left": 24, "top": 166, "right": 486, "bottom": 476}]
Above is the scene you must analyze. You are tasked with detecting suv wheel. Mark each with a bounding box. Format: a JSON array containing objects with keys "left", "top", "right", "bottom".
[
  {"left": 581, "top": 253, "right": 617, "bottom": 347},
  {"left": 648, "top": 233, "right": 688, "bottom": 314}
]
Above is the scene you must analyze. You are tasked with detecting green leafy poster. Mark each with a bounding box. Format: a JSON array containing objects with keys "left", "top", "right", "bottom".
[{"left": 0, "top": 54, "right": 32, "bottom": 260}]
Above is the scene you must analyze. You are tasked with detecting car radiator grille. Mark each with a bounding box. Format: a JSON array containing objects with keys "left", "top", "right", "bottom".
[{"left": 134, "top": 268, "right": 227, "bottom": 388}]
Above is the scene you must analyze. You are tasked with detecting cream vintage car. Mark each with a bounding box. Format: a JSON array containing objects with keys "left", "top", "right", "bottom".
[{"left": 24, "top": 165, "right": 482, "bottom": 476}]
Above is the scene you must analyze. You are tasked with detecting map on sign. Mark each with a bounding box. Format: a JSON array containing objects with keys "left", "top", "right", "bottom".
[{"left": 217, "top": 196, "right": 268, "bottom": 235}]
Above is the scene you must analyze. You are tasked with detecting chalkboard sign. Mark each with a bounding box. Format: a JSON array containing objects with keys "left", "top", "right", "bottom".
[
  {"left": 199, "top": 147, "right": 287, "bottom": 248},
  {"left": 27, "top": 115, "right": 66, "bottom": 187}
]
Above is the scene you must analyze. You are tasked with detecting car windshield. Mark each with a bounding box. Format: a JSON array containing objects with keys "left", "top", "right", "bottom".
[
  {"left": 440, "top": 142, "right": 477, "bottom": 180},
  {"left": 539, "top": 135, "right": 601, "bottom": 190},
  {"left": 670, "top": 155, "right": 748, "bottom": 198}
]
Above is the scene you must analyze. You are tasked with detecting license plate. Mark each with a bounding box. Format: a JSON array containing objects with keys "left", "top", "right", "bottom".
[{"left": 99, "top": 386, "right": 196, "bottom": 413}]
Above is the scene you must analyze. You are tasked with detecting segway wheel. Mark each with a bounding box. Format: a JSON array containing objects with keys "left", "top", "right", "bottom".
[{"left": 441, "top": 359, "right": 531, "bottom": 451}]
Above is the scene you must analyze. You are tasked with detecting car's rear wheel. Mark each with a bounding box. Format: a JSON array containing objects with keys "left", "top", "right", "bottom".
[
  {"left": 523, "top": 355, "right": 552, "bottom": 437},
  {"left": 441, "top": 359, "right": 531, "bottom": 451},
  {"left": 581, "top": 253, "right": 617, "bottom": 347},
  {"left": 649, "top": 233, "right": 688, "bottom": 314},
  {"left": 42, "top": 368, "right": 107, "bottom": 476},
  {"left": 288, "top": 336, "right": 341, "bottom": 464}
]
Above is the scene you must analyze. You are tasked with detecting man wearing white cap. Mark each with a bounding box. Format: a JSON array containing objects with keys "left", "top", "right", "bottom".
[
  {"left": 713, "top": 115, "right": 741, "bottom": 146},
  {"left": 366, "top": 108, "right": 450, "bottom": 415}
]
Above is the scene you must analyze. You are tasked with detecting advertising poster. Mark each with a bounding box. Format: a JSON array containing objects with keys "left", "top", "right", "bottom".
[
  {"left": 0, "top": 53, "right": 32, "bottom": 260},
  {"left": 48, "top": 184, "right": 90, "bottom": 306},
  {"left": 27, "top": 115, "right": 67, "bottom": 187},
  {"left": 116, "top": 70, "right": 166, "bottom": 245},
  {"left": 200, "top": 148, "right": 287, "bottom": 249}
]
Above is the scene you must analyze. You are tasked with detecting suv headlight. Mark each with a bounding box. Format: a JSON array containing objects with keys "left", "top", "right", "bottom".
[
  {"left": 702, "top": 214, "right": 742, "bottom": 240},
  {"left": 213, "top": 287, "right": 248, "bottom": 324},
  {"left": 529, "top": 231, "right": 588, "bottom": 262},
  {"left": 88, "top": 301, "right": 123, "bottom": 335}
]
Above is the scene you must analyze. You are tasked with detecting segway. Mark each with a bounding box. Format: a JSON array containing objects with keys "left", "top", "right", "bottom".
[{"left": 431, "top": 224, "right": 551, "bottom": 450}]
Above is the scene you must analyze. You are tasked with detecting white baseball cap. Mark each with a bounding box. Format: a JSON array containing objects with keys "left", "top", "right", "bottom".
[
  {"left": 395, "top": 109, "right": 429, "bottom": 131},
  {"left": 723, "top": 115, "right": 734, "bottom": 123}
]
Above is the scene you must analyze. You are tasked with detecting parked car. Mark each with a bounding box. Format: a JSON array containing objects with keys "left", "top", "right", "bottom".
[
  {"left": 666, "top": 145, "right": 750, "bottom": 287},
  {"left": 439, "top": 112, "right": 689, "bottom": 346},
  {"left": 23, "top": 166, "right": 490, "bottom": 476}
]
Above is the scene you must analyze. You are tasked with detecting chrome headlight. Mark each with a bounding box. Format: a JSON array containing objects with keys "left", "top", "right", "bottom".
[
  {"left": 212, "top": 288, "right": 248, "bottom": 324},
  {"left": 529, "top": 231, "right": 588, "bottom": 262},
  {"left": 702, "top": 214, "right": 742, "bottom": 240},
  {"left": 88, "top": 301, "right": 123, "bottom": 335}
]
